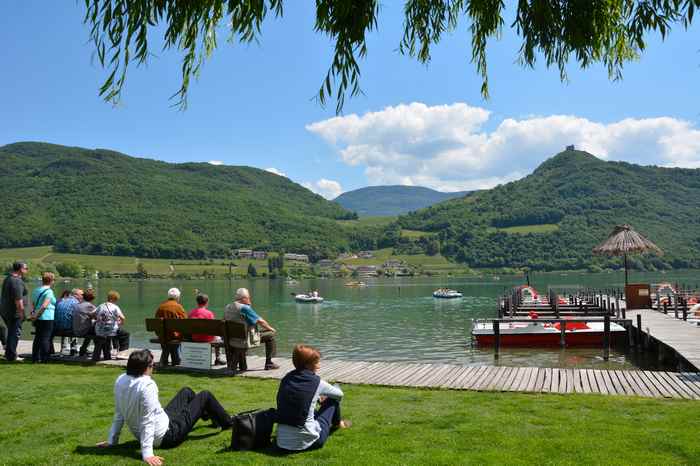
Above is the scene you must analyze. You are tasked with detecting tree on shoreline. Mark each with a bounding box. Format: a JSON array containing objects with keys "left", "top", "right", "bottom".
[{"left": 82, "top": 0, "right": 698, "bottom": 112}]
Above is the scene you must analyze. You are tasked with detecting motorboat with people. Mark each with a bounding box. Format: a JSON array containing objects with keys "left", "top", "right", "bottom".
[
  {"left": 471, "top": 315, "right": 626, "bottom": 347},
  {"left": 294, "top": 291, "right": 324, "bottom": 303},
  {"left": 433, "top": 288, "right": 463, "bottom": 299}
]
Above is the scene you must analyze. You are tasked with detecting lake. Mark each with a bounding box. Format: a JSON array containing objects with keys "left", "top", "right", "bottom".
[{"left": 22, "top": 270, "right": 700, "bottom": 369}]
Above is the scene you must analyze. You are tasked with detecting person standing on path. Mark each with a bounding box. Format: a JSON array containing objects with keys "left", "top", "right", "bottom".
[
  {"left": 0, "top": 261, "right": 28, "bottom": 361},
  {"left": 93, "top": 290, "right": 129, "bottom": 361},
  {"left": 29, "top": 272, "right": 57, "bottom": 363},
  {"left": 155, "top": 288, "right": 187, "bottom": 366}
]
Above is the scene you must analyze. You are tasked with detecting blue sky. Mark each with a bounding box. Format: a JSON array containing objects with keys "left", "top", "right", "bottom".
[{"left": 1, "top": 2, "right": 698, "bottom": 197}]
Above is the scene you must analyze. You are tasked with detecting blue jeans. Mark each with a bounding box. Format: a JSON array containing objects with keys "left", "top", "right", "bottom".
[
  {"left": 5, "top": 316, "right": 23, "bottom": 361},
  {"left": 311, "top": 398, "right": 342, "bottom": 449}
]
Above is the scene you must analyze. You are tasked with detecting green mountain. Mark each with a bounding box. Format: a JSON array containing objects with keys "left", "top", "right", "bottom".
[
  {"left": 0, "top": 142, "right": 356, "bottom": 259},
  {"left": 398, "top": 149, "right": 700, "bottom": 271},
  {"left": 334, "top": 185, "right": 471, "bottom": 217}
]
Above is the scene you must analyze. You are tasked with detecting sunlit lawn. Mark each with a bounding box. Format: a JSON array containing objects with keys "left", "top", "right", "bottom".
[{"left": 1, "top": 362, "right": 699, "bottom": 465}]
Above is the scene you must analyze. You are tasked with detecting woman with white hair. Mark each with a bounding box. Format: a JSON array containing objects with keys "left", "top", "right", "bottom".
[
  {"left": 224, "top": 287, "right": 279, "bottom": 370},
  {"left": 155, "top": 287, "right": 187, "bottom": 366}
]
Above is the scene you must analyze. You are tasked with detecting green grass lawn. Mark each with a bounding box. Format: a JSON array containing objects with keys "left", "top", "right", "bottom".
[
  {"left": 336, "top": 216, "right": 397, "bottom": 227},
  {"left": 400, "top": 229, "right": 437, "bottom": 239},
  {"left": 0, "top": 246, "right": 273, "bottom": 276},
  {"left": 489, "top": 224, "right": 561, "bottom": 234},
  {"left": 1, "top": 363, "right": 699, "bottom": 465}
]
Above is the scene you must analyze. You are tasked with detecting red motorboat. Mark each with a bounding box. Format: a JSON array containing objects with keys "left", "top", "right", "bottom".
[{"left": 472, "top": 318, "right": 626, "bottom": 347}]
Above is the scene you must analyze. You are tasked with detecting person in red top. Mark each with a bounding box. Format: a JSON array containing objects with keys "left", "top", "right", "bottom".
[{"left": 188, "top": 294, "right": 224, "bottom": 365}]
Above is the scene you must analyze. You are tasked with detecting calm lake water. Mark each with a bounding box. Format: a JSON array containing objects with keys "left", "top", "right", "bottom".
[{"left": 23, "top": 270, "right": 700, "bottom": 369}]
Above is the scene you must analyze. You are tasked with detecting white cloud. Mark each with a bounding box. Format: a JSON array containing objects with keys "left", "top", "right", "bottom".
[
  {"left": 307, "top": 102, "right": 700, "bottom": 191},
  {"left": 302, "top": 178, "right": 344, "bottom": 199},
  {"left": 265, "top": 167, "right": 287, "bottom": 177},
  {"left": 208, "top": 160, "right": 223, "bottom": 165}
]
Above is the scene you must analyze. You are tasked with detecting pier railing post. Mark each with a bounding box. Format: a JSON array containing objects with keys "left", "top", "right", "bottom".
[
  {"left": 682, "top": 297, "right": 688, "bottom": 321},
  {"left": 674, "top": 294, "right": 679, "bottom": 319},
  {"left": 663, "top": 301, "right": 668, "bottom": 315},
  {"left": 494, "top": 320, "right": 500, "bottom": 360},
  {"left": 636, "top": 314, "right": 642, "bottom": 348},
  {"left": 603, "top": 314, "right": 610, "bottom": 361},
  {"left": 560, "top": 320, "right": 566, "bottom": 348}
]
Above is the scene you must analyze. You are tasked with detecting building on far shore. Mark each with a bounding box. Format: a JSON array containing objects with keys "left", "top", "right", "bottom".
[
  {"left": 284, "top": 253, "right": 309, "bottom": 263},
  {"left": 317, "top": 259, "right": 334, "bottom": 268},
  {"left": 236, "top": 249, "right": 253, "bottom": 258},
  {"left": 252, "top": 251, "right": 268, "bottom": 260},
  {"left": 358, "top": 251, "right": 374, "bottom": 259},
  {"left": 355, "top": 265, "right": 379, "bottom": 278}
]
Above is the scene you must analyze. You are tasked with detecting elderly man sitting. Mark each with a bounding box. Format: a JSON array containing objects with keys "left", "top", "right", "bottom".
[
  {"left": 224, "top": 288, "right": 279, "bottom": 370},
  {"left": 155, "top": 288, "right": 187, "bottom": 366}
]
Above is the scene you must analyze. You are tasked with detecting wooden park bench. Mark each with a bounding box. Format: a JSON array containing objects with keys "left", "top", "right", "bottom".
[{"left": 145, "top": 318, "right": 259, "bottom": 374}]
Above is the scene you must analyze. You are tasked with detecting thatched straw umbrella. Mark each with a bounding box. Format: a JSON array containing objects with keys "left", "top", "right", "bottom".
[{"left": 592, "top": 224, "right": 663, "bottom": 285}]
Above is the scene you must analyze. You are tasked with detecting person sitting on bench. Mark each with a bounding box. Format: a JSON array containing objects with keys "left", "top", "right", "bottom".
[
  {"left": 155, "top": 288, "right": 187, "bottom": 366},
  {"left": 188, "top": 293, "right": 224, "bottom": 365},
  {"left": 97, "top": 349, "right": 233, "bottom": 466},
  {"left": 224, "top": 287, "right": 279, "bottom": 370}
]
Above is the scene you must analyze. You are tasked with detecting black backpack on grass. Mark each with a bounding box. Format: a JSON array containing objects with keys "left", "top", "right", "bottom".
[{"left": 230, "top": 408, "right": 277, "bottom": 451}]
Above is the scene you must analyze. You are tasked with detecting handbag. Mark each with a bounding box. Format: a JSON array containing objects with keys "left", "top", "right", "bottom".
[{"left": 230, "top": 408, "right": 277, "bottom": 451}]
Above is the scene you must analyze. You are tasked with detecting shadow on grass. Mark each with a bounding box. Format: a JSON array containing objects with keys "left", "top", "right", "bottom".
[
  {"left": 214, "top": 443, "right": 294, "bottom": 458},
  {"left": 74, "top": 441, "right": 143, "bottom": 461}
]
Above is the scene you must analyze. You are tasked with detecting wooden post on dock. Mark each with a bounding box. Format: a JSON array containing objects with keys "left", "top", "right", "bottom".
[
  {"left": 560, "top": 320, "right": 566, "bottom": 348},
  {"left": 682, "top": 297, "right": 688, "bottom": 321},
  {"left": 603, "top": 314, "right": 610, "bottom": 361},
  {"left": 636, "top": 314, "right": 642, "bottom": 348},
  {"left": 663, "top": 301, "right": 668, "bottom": 315},
  {"left": 673, "top": 295, "right": 678, "bottom": 319},
  {"left": 494, "top": 320, "right": 500, "bottom": 360}
]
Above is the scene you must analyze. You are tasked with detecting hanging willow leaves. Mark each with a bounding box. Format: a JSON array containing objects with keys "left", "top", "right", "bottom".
[{"left": 83, "top": 0, "right": 700, "bottom": 112}]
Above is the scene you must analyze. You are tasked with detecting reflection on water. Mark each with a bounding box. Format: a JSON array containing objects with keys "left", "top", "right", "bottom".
[{"left": 22, "top": 270, "right": 699, "bottom": 369}]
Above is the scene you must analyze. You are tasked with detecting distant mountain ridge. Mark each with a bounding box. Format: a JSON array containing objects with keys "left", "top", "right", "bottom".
[
  {"left": 398, "top": 148, "right": 700, "bottom": 270},
  {"left": 335, "top": 185, "right": 471, "bottom": 217},
  {"left": 0, "top": 142, "right": 356, "bottom": 259}
]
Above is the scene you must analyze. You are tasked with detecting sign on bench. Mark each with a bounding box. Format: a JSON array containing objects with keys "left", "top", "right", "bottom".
[{"left": 180, "top": 342, "right": 212, "bottom": 370}]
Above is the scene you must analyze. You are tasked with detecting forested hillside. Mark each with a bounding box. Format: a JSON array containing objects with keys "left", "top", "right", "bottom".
[
  {"left": 0, "top": 142, "right": 356, "bottom": 259},
  {"left": 335, "top": 185, "right": 470, "bottom": 217},
  {"left": 399, "top": 149, "right": 700, "bottom": 271}
]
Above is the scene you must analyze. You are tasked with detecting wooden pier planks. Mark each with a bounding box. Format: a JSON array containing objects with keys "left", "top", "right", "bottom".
[
  {"left": 204, "top": 355, "right": 700, "bottom": 399},
  {"left": 626, "top": 308, "right": 700, "bottom": 371}
]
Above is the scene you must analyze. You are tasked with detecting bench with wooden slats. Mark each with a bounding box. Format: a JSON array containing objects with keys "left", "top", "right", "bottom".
[{"left": 145, "top": 318, "right": 254, "bottom": 374}]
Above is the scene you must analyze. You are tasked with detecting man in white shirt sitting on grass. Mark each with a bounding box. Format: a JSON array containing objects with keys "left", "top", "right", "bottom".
[{"left": 97, "top": 349, "right": 233, "bottom": 465}]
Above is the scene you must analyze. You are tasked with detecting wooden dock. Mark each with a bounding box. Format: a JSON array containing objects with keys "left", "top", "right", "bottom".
[
  {"left": 239, "top": 355, "right": 700, "bottom": 399},
  {"left": 5, "top": 340, "right": 700, "bottom": 399},
  {"left": 626, "top": 308, "right": 700, "bottom": 371}
]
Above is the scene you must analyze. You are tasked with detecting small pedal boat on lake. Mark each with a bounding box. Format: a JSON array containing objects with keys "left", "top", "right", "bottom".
[
  {"left": 471, "top": 317, "right": 626, "bottom": 347},
  {"left": 433, "top": 289, "right": 463, "bottom": 299},
  {"left": 294, "top": 293, "right": 324, "bottom": 303}
]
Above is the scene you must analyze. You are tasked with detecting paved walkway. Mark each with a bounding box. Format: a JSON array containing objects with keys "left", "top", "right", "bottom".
[
  {"left": 4, "top": 340, "right": 700, "bottom": 399},
  {"left": 626, "top": 308, "right": 700, "bottom": 370}
]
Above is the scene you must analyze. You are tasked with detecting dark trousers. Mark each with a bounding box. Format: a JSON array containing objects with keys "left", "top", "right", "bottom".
[
  {"left": 5, "top": 316, "right": 22, "bottom": 361},
  {"left": 112, "top": 329, "right": 130, "bottom": 351},
  {"left": 261, "top": 331, "right": 276, "bottom": 363},
  {"left": 160, "top": 344, "right": 181, "bottom": 366},
  {"left": 32, "top": 319, "right": 54, "bottom": 363},
  {"left": 92, "top": 334, "right": 116, "bottom": 361},
  {"left": 159, "top": 387, "right": 231, "bottom": 448},
  {"left": 78, "top": 331, "right": 95, "bottom": 356},
  {"left": 312, "top": 398, "right": 342, "bottom": 449},
  {"left": 0, "top": 314, "right": 7, "bottom": 346}
]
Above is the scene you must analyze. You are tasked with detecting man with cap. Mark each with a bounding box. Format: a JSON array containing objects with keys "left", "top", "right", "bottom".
[
  {"left": 155, "top": 288, "right": 187, "bottom": 366},
  {"left": 1, "top": 261, "right": 29, "bottom": 361},
  {"left": 225, "top": 287, "right": 279, "bottom": 370}
]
